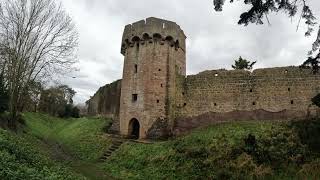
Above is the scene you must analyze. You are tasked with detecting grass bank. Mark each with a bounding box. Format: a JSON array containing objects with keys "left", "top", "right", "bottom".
[
  {"left": 23, "top": 112, "right": 112, "bottom": 161},
  {"left": 0, "top": 112, "right": 113, "bottom": 180},
  {"left": 103, "top": 120, "right": 320, "bottom": 179},
  {"left": 0, "top": 128, "right": 85, "bottom": 179},
  {"left": 1, "top": 112, "right": 320, "bottom": 179}
]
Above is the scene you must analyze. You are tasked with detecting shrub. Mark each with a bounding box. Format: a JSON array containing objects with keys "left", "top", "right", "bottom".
[
  {"left": 71, "top": 106, "right": 80, "bottom": 118},
  {"left": 0, "top": 113, "right": 9, "bottom": 128},
  {"left": 58, "top": 104, "right": 80, "bottom": 118},
  {"left": 289, "top": 118, "right": 320, "bottom": 153},
  {"left": 298, "top": 159, "right": 320, "bottom": 179},
  {"left": 240, "top": 128, "right": 307, "bottom": 170}
]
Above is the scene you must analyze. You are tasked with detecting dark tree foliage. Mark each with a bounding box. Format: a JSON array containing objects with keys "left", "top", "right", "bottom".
[
  {"left": 58, "top": 104, "right": 72, "bottom": 118},
  {"left": 311, "top": 93, "right": 320, "bottom": 107},
  {"left": 58, "top": 105, "right": 80, "bottom": 118},
  {"left": 213, "top": 0, "right": 316, "bottom": 33},
  {"left": 232, "top": 56, "right": 256, "bottom": 70},
  {"left": 243, "top": 133, "right": 257, "bottom": 154},
  {"left": 213, "top": 0, "right": 320, "bottom": 73},
  {"left": 300, "top": 50, "right": 320, "bottom": 74},
  {"left": 72, "top": 107, "right": 80, "bottom": 118},
  {"left": 290, "top": 118, "right": 320, "bottom": 153},
  {"left": 0, "top": 75, "right": 8, "bottom": 113},
  {"left": 19, "top": 80, "right": 43, "bottom": 112},
  {"left": 39, "top": 85, "right": 77, "bottom": 118}
]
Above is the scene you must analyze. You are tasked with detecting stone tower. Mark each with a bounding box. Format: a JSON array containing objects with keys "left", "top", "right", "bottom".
[{"left": 119, "top": 17, "right": 186, "bottom": 139}]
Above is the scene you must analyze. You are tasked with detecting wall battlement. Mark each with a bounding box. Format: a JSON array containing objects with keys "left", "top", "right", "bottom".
[
  {"left": 174, "top": 66, "right": 320, "bottom": 121},
  {"left": 191, "top": 66, "right": 312, "bottom": 78},
  {"left": 121, "top": 17, "right": 186, "bottom": 55}
]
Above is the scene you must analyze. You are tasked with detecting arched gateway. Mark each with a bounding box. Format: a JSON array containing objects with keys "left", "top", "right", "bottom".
[{"left": 128, "top": 118, "right": 140, "bottom": 139}]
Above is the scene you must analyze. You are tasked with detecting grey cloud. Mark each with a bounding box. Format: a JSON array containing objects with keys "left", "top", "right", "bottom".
[{"left": 61, "top": 0, "right": 320, "bottom": 104}]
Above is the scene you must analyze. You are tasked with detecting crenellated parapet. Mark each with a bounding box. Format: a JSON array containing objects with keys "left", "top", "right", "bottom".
[{"left": 121, "top": 17, "right": 187, "bottom": 55}]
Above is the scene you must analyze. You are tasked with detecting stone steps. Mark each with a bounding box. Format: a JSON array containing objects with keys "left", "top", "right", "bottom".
[
  {"left": 99, "top": 136, "right": 157, "bottom": 161},
  {"left": 99, "top": 138, "right": 125, "bottom": 161}
]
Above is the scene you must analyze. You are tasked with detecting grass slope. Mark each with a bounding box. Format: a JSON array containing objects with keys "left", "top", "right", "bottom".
[
  {"left": 2, "top": 112, "right": 320, "bottom": 180},
  {"left": 23, "top": 113, "right": 112, "bottom": 161},
  {"left": 103, "top": 121, "right": 320, "bottom": 180},
  {"left": 0, "top": 128, "right": 85, "bottom": 179},
  {"left": 1, "top": 112, "right": 113, "bottom": 180}
]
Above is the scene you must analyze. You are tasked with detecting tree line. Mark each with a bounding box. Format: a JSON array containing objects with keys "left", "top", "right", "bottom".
[{"left": 0, "top": 0, "right": 78, "bottom": 128}]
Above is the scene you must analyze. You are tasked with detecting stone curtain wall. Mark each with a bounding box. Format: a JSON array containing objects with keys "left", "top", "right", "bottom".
[
  {"left": 174, "top": 66, "right": 320, "bottom": 134},
  {"left": 86, "top": 79, "right": 121, "bottom": 118}
]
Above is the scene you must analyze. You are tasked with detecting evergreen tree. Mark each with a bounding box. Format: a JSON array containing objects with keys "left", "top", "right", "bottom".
[
  {"left": 300, "top": 54, "right": 320, "bottom": 74},
  {"left": 232, "top": 56, "right": 256, "bottom": 70}
]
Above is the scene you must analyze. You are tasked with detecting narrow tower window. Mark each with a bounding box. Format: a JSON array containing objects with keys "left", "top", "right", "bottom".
[
  {"left": 288, "top": 88, "right": 291, "bottom": 92},
  {"left": 134, "top": 64, "right": 138, "bottom": 73},
  {"left": 132, "top": 94, "right": 138, "bottom": 102},
  {"left": 291, "top": 100, "right": 294, "bottom": 104}
]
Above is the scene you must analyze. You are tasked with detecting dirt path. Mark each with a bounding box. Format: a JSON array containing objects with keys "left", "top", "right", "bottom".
[{"left": 38, "top": 138, "right": 113, "bottom": 180}]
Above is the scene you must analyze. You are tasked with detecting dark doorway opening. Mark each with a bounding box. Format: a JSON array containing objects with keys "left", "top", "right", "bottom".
[{"left": 129, "top": 118, "right": 140, "bottom": 139}]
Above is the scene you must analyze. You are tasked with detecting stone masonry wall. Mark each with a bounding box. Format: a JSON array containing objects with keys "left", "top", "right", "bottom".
[
  {"left": 173, "top": 66, "right": 320, "bottom": 135},
  {"left": 86, "top": 79, "right": 121, "bottom": 118}
]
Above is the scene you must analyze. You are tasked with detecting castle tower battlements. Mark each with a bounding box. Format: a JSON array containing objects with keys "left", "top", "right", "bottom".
[
  {"left": 119, "top": 17, "right": 186, "bottom": 139},
  {"left": 121, "top": 17, "right": 186, "bottom": 55}
]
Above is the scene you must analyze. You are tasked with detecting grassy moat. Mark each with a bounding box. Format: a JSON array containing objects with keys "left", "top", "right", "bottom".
[{"left": 0, "top": 113, "right": 320, "bottom": 179}]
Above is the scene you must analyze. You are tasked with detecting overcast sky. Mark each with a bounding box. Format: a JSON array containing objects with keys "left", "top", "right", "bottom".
[{"left": 60, "top": 0, "right": 320, "bottom": 104}]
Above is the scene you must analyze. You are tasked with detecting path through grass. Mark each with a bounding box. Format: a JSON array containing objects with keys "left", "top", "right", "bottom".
[{"left": 23, "top": 113, "right": 113, "bottom": 179}]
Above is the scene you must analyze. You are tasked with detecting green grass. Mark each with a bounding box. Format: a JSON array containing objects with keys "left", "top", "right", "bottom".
[
  {"left": 21, "top": 112, "right": 114, "bottom": 180},
  {"left": 2, "top": 112, "right": 320, "bottom": 179},
  {"left": 178, "top": 121, "right": 282, "bottom": 145},
  {"left": 0, "top": 128, "right": 85, "bottom": 179},
  {"left": 103, "top": 121, "right": 319, "bottom": 180},
  {"left": 23, "top": 112, "right": 112, "bottom": 161}
]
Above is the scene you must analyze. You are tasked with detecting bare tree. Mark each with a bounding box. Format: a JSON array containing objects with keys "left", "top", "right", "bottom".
[{"left": 0, "top": 0, "right": 78, "bottom": 128}]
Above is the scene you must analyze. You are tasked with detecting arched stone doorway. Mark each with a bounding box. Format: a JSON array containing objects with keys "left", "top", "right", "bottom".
[{"left": 128, "top": 118, "right": 140, "bottom": 139}]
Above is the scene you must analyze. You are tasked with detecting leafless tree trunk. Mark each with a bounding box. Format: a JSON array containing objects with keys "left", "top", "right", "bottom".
[{"left": 0, "top": 0, "right": 78, "bottom": 128}]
